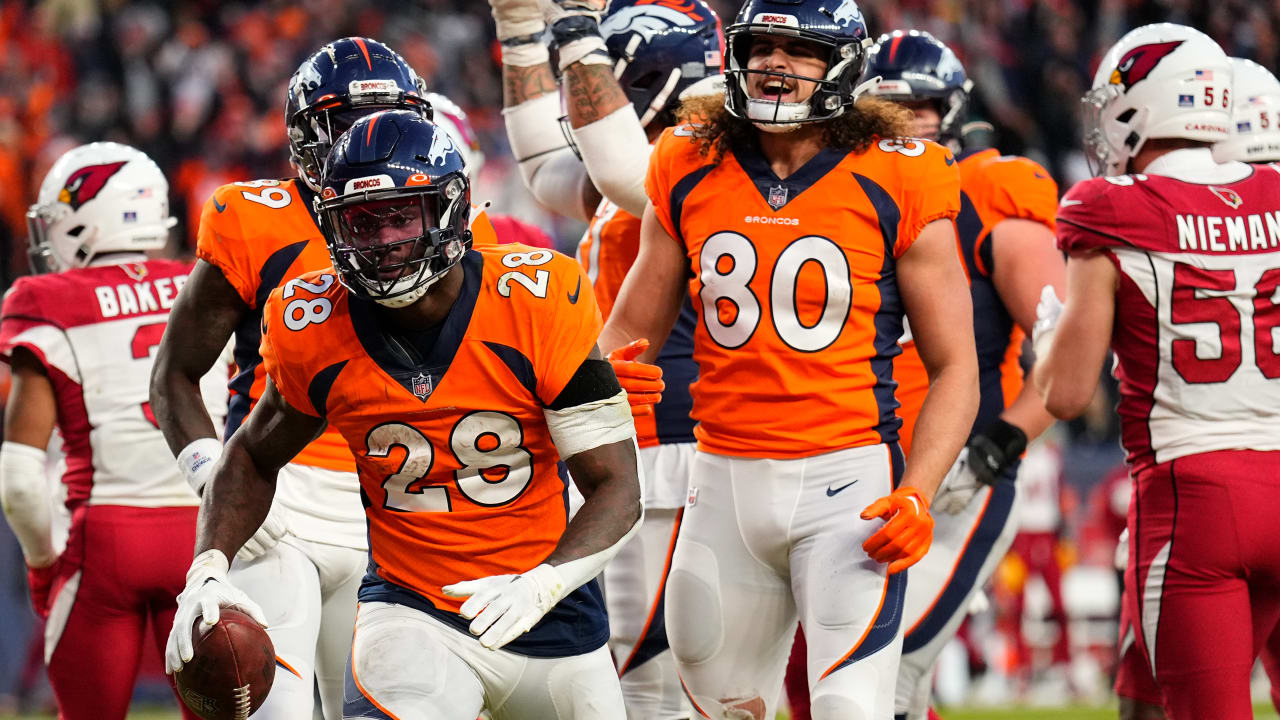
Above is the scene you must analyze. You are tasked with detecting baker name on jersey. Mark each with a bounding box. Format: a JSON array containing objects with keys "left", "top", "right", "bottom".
[
  {"left": 1176, "top": 211, "right": 1280, "bottom": 252},
  {"left": 95, "top": 275, "right": 187, "bottom": 318}
]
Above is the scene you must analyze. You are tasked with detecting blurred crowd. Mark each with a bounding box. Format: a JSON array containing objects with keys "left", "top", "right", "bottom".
[
  {"left": 0, "top": 0, "right": 1278, "bottom": 713},
  {"left": 1, "top": 0, "right": 1278, "bottom": 279}
]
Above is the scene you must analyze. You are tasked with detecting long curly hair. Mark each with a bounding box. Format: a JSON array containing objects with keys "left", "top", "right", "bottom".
[{"left": 676, "top": 91, "right": 915, "bottom": 160}]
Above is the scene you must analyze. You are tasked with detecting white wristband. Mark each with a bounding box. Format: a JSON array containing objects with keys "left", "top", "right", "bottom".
[
  {"left": 177, "top": 437, "right": 223, "bottom": 495},
  {"left": 503, "top": 42, "right": 551, "bottom": 68}
]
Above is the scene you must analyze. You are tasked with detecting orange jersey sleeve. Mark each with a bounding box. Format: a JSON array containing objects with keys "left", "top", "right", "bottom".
[
  {"left": 577, "top": 200, "right": 641, "bottom": 320},
  {"left": 645, "top": 130, "right": 960, "bottom": 458},
  {"left": 958, "top": 149, "right": 1059, "bottom": 276},
  {"left": 257, "top": 249, "right": 608, "bottom": 655},
  {"left": 470, "top": 205, "right": 498, "bottom": 248},
  {"left": 194, "top": 178, "right": 355, "bottom": 473}
]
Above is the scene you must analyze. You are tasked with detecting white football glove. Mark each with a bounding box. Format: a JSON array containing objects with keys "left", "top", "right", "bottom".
[
  {"left": 1032, "top": 285, "right": 1064, "bottom": 361},
  {"left": 235, "top": 502, "right": 289, "bottom": 563},
  {"left": 165, "top": 549, "right": 268, "bottom": 674},
  {"left": 442, "top": 563, "right": 568, "bottom": 651},
  {"left": 932, "top": 448, "right": 986, "bottom": 515}
]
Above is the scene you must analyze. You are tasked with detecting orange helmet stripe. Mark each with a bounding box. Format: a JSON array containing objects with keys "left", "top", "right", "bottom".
[{"left": 353, "top": 37, "right": 373, "bottom": 71}]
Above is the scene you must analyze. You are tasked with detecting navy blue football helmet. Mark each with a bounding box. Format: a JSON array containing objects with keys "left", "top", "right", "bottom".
[
  {"left": 862, "top": 30, "right": 972, "bottom": 141},
  {"left": 316, "top": 110, "right": 471, "bottom": 308},
  {"left": 724, "top": 0, "right": 873, "bottom": 127},
  {"left": 599, "top": 0, "right": 724, "bottom": 127},
  {"left": 286, "top": 38, "right": 431, "bottom": 192}
]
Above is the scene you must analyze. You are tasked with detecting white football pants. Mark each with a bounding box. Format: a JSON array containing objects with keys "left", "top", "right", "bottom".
[
  {"left": 666, "top": 444, "right": 907, "bottom": 720},
  {"left": 343, "top": 601, "right": 625, "bottom": 719}
]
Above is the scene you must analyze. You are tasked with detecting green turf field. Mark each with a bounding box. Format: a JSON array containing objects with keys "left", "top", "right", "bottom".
[{"left": 4, "top": 706, "right": 1280, "bottom": 719}]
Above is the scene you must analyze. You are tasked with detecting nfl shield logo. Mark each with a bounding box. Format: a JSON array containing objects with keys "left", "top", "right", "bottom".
[
  {"left": 767, "top": 184, "right": 788, "bottom": 210},
  {"left": 1238, "top": 121, "right": 1253, "bottom": 133},
  {"left": 1177, "top": 94, "right": 1194, "bottom": 107},
  {"left": 411, "top": 372, "right": 432, "bottom": 400}
]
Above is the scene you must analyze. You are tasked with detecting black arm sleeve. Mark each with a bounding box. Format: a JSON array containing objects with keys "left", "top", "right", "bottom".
[{"left": 547, "top": 358, "right": 622, "bottom": 411}]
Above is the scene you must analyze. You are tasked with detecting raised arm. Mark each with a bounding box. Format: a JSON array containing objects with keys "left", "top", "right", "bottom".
[{"left": 493, "top": 0, "right": 600, "bottom": 221}]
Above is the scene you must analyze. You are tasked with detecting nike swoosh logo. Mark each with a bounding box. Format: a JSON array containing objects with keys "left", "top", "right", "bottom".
[
  {"left": 1060, "top": 199, "right": 1083, "bottom": 207},
  {"left": 1035, "top": 172, "right": 1048, "bottom": 179},
  {"left": 826, "top": 479, "right": 859, "bottom": 497},
  {"left": 567, "top": 276, "right": 582, "bottom": 304},
  {"left": 212, "top": 197, "right": 227, "bottom": 213}
]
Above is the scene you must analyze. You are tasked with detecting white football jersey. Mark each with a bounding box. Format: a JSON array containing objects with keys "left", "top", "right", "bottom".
[
  {"left": 1057, "top": 149, "right": 1280, "bottom": 471},
  {"left": 0, "top": 259, "right": 228, "bottom": 508}
]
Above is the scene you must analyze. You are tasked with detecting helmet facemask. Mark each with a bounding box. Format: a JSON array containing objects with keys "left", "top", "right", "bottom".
[
  {"left": 725, "top": 25, "right": 869, "bottom": 132},
  {"left": 319, "top": 175, "right": 470, "bottom": 309}
]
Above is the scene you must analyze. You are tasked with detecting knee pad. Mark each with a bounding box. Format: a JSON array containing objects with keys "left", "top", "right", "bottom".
[{"left": 665, "top": 540, "right": 722, "bottom": 665}]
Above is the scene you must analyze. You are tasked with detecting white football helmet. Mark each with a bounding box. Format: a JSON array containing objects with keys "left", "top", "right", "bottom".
[
  {"left": 1213, "top": 58, "right": 1280, "bottom": 163},
  {"left": 424, "top": 92, "right": 485, "bottom": 180},
  {"left": 1083, "top": 23, "right": 1232, "bottom": 176},
  {"left": 27, "top": 142, "right": 175, "bottom": 273}
]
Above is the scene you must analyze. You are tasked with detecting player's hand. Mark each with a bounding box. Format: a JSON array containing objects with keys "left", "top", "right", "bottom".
[
  {"left": 26, "top": 561, "right": 59, "bottom": 619},
  {"left": 443, "top": 564, "right": 568, "bottom": 651},
  {"left": 235, "top": 503, "right": 289, "bottom": 563},
  {"left": 861, "top": 487, "right": 934, "bottom": 574},
  {"left": 489, "top": 0, "right": 545, "bottom": 43},
  {"left": 165, "top": 549, "right": 268, "bottom": 674},
  {"left": 1032, "top": 285, "right": 1064, "bottom": 360},
  {"left": 608, "top": 339, "right": 664, "bottom": 412}
]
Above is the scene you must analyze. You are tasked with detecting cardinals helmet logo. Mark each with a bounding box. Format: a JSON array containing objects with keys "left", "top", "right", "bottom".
[
  {"left": 1109, "top": 41, "right": 1183, "bottom": 91},
  {"left": 57, "top": 161, "right": 127, "bottom": 210}
]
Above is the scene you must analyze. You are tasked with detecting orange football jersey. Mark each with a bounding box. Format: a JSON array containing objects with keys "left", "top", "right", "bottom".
[
  {"left": 646, "top": 128, "right": 961, "bottom": 458},
  {"left": 894, "top": 149, "right": 1058, "bottom": 455},
  {"left": 259, "top": 245, "right": 608, "bottom": 655},
  {"left": 196, "top": 177, "right": 356, "bottom": 472},
  {"left": 578, "top": 200, "right": 640, "bottom": 320}
]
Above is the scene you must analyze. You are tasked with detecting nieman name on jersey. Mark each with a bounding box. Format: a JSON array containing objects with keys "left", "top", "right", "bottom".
[
  {"left": 95, "top": 275, "right": 187, "bottom": 318},
  {"left": 1176, "top": 211, "right": 1280, "bottom": 252}
]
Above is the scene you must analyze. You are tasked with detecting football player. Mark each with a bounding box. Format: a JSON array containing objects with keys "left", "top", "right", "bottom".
[
  {"left": 492, "top": 0, "right": 721, "bottom": 715},
  {"left": 1112, "top": 55, "right": 1280, "bottom": 720},
  {"left": 1034, "top": 25, "right": 1280, "bottom": 720},
  {"left": 598, "top": 1, "right": 980, "bottom": 717},
  {"left": 148, "top": 38, "right": 483, "bottom": 719},
  {"left": 858, "top": 30, "right": 1066, "bottom": 720},
  {"left": 163, "top": 110, "right": 643, "bottom": 720},
  {"left": 0, "top": 142, "right": 227, "bottom": 719}
]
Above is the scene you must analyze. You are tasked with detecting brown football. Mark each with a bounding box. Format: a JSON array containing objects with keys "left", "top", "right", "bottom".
[{"left": 174, "top": 609, "right": 275, "bottom": 720}]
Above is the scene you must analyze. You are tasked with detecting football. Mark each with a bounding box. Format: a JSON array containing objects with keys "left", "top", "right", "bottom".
[{"left": 174, "top": 609, "right": 276, "bottom": 720}]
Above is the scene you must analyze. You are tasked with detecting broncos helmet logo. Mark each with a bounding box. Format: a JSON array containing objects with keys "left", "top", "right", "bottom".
[
  {"left": 828, "top": 0, "right": 864, "bottom": 28},
  {"left": 57, "top": 162, "right": 127, "bottom": 210},
  {"left": 1109, "top": 41, "right": 1183, "bottom": 91},
  {"left": 601, "top": 3, "right": 698, "bottom": 45},
  {"left": 426, "top": 127, "right": 458, "bottom": 167}
]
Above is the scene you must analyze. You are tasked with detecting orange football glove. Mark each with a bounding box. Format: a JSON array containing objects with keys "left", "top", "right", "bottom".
[
  {"left": 861, "top": 487, "right": 934, "bottom": 574},
  {"left": 608, "top": 339, "right": 664, "bottom": 409}
]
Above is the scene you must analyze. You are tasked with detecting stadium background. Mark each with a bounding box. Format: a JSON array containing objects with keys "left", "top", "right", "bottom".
[{"left": 0, "top": 0, "right": 1275, "bottom": 716}]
